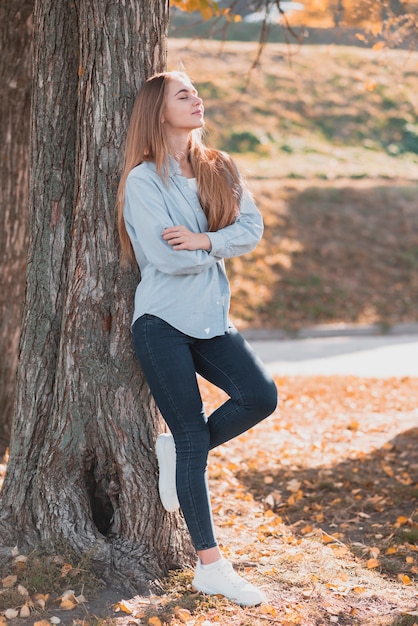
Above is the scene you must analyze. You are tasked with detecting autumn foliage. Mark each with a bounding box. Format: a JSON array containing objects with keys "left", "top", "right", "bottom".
[{"left": 1, "top": 375, "right": 417, "bottom": 624}]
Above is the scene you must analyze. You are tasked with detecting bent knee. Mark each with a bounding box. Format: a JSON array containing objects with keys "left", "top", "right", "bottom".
[
  {"left": 263, "top": 380, "right": 278, "bottom": 416},
  {"left": 251, "top": 379, "right": 278, "bottom": 418}
]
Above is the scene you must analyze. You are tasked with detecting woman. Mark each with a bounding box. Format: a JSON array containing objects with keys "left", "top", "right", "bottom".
[{"left": 117, "top": 70, "right": 278, "bottom": 606}]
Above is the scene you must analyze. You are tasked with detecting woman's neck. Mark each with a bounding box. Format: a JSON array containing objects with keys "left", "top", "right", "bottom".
[{"left": 169, "top": 142, "right": 194, "bottom": 178}]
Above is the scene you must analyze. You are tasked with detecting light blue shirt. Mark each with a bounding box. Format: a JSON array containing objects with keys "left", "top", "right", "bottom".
[{"left": 123, "top": 158, "right": 263, "bottom": 339}]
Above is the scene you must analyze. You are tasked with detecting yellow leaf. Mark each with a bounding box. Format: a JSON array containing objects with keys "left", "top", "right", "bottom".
[
  {"left": 355, "top": 33, "right": 366, "bottom": 41},
  {"left": 61, "top": 563, "right": 73, "bottom": 577},
  {"left": 33, "top": 593, "right": 49, "bottom": 609},
  {"left": 259, "top": 604, "right": 277, "bottom": 617},
  {"left": 396, "top": 516, "right": 409, "bottom": 526},
  {"left": 113, "top": 600, "right": 135, "bottom": 615},
  {"left": 200, "top": 6, "right": 215, "bottom": 20},
  {"left": 60, "top": 598, "right": 78, "bottom": 610},
  {"left": 174, "top": 607, "right": 193, "bottom": 623},
  {"left": 148, "top": 617, "right": 162, "bottom": 626},
  {"left": 367, "top": 558, "right": 380, "bottom": 569},
  {"left": 372, "top": 41, "right": 385, "bottom": 51},
  {"left": 287, "top": 490, "right": 303, "bottom": 504},
  {"left": 386, "top": 547, "right": 397, "bottom": 555},
  {"left": 365, "top": 80, "right": 377, "bottom": 92},
  {"left": 0, "top": 617, "right": 7, "bottom": 626},
  {"left": 353, "top": 586, "right": 365, "bottom": 594},
  {"left": 2, "top": 574, "right": 17, "bottom": 588},
  {"left": 398, "top": 574, "right": 411, "bottom": 585},
  {"left": 34, "top": 621, "right": 51, "bottom": 626}
]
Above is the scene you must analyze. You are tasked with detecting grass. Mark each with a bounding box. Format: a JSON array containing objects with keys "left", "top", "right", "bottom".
[{"left": 225, "top": 179, "right": 418, "bottom": 331}]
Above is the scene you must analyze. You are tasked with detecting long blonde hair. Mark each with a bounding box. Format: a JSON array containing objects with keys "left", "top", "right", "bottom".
[{"left": 117, "top": 71, "right": 243, "bottom": 265}]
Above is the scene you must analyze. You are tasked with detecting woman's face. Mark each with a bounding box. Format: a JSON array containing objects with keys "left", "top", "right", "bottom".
[{"left": 162, "top": 76, "right": 204, "bottom": 134}]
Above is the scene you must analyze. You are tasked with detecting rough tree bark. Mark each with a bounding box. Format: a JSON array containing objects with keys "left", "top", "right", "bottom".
[
  {"left": 0, "top": 0, "right": 33, "bottom": 454},
  {"left": 0, "top": 0, "right": 193, "bottom": 591}
]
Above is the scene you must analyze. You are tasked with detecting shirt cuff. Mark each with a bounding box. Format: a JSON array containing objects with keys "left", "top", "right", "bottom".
[{"left": 207, "top": 232, "right": 225, "bottom": 258}]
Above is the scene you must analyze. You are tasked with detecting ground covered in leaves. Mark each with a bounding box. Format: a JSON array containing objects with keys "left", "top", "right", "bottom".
[{"left": 1, "top": 375, "right": 417, "bottom": 626}]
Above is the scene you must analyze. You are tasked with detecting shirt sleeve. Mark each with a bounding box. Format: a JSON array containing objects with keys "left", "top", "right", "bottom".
[
  {"left": 206, "top": 190, "right": 264, "bottom": 259},
  {"left": 124, "top": 170, "right": 217, "bottom": 276}
]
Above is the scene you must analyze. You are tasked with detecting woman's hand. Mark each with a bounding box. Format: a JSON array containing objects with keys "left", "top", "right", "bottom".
[{"left": 162, "top": 226, "right": 211, "bottom": 251}]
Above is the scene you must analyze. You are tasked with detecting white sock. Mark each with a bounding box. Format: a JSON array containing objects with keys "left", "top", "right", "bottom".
[{"left": 200, "top": 557, "right": 224, "bottom": 570}]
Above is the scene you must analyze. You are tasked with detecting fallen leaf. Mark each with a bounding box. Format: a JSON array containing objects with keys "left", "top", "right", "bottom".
[
  {"left": 259, "top": 604, "right": 277, "bottom": 617},
  {"left": 18, "top": 584, "right": 29, "bottom": 596},
  {"left": 75, "top": 594, "right": 87, "bottom": 604},
  {"left": 14, "top": 554, "right": 27, "bottom": 563},
  {"left": 367, "top": 558, "right": 380, "bottom": 569},
  {"left": 398, "top": 574, "right": 412, "bottom": 585},
  {"left": 113, "top": 600, "right": 135, "bottom": 614},
  {"left": 60, "top": 598, "right": 78, "bottom": 610},
  {"left": 2, "top": 575, "right": 17, "bottom": 588},
  {"left": 33, "top": 593, "right": 49, "bottom": 609},
  {"left": 148, "top": 617, "right": 162, "bottom": 626},
  {"left": 174, "top": 606, "right": 193, "bottom": 623},
  {"left": 4, "top": 609, "right": 19, "bottom": 619},
  {"left": 20, "top": 605, "right": 31, "bottom": 618},
  {"left": 59, "top": 592, "right": 78, "bottom": 610},
  {"left": 60, "top": 563, "right": 73, "bottom": 577},
  {"left": 287, "top": 479, "right": 301, "bottom": 492}
]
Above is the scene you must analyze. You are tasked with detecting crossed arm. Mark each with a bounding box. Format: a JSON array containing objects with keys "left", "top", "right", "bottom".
[{"left": 162, "top": 226, "right": 212, "bottom": 251}]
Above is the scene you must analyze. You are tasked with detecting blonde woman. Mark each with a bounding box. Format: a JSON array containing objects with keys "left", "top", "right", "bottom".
[{"left": 117, "top": 71, "right": 277, "bottom": 606}]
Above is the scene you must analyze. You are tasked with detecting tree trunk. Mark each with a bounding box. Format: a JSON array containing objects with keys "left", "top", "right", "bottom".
[
  {"left": 0, "top": 0, "right": 193, "bottom": 591},
  {"left": 0, "top": 1, "right": 33, "bottom": 454}
]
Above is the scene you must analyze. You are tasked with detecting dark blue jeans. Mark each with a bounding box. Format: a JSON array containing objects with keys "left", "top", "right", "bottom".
[{"left": 132, "top": 314, "right": 278, "bottom": 551}]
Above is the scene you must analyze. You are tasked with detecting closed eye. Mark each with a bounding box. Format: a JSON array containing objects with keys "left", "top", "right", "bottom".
[{"left": 175, "top": 88, "right": 198, "bottom": 99}]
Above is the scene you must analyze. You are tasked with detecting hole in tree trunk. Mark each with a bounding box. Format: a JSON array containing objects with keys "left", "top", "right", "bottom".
[{"left": 85, "top": 463, "right": 115, "bottom": 537}]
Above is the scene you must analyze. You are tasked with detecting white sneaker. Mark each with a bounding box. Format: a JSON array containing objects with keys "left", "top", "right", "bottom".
[
  {"left": 155, "top": 433, "right": 179, "bottom": 512},
  {"left": 192, "top": 558, "right": 266, "bottom": 606}
]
